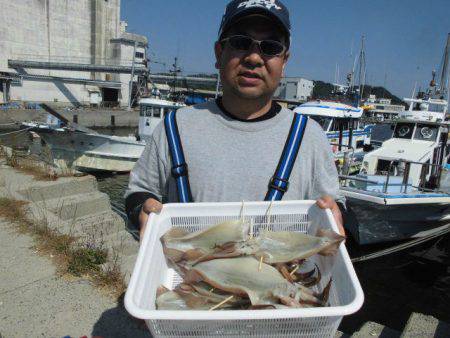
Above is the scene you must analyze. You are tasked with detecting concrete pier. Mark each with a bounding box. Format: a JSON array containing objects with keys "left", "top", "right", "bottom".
[
  {"left": 0, "top": 158, "right": 147, "bottom": 336},
  {"left": 335, "top": 312, "right": 450, "bottom": 337}
]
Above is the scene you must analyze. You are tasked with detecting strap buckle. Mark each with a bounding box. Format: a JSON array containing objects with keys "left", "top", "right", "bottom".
[
  {"left": 269, "top": 176, "right": 289, "bottom": 193},
  {"left": 171, "top": 163, "right": 188, "bottom": 178}
]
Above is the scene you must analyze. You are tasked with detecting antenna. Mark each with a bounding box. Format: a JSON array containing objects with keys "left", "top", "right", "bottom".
[
  {"left": 337, "top": 64, "right": 340, "bottom": 85},
  {"left": 383, "top": 61, "right": 388, "bottom": 98},
  {"left": 169, "top": 57, "right": 182, "bottom": 102},
  {"left": 408, "top": 82, "right": 417, "bottom": 111}
]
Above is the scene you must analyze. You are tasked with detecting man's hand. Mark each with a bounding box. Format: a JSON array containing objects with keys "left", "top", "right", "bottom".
[
  {"left": 316, "top": 195, "right": 346, "bottom": 237},
  {"left": 139, "top": 198, "right": 163, "bottom": 240}
]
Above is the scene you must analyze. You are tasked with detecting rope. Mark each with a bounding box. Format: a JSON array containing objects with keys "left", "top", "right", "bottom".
[
  {"left": 0, "top": 126, "right": 33, "bottom": 137},
  {"left": 110, "top": 201, "right": 140, "bottom": 241},
  {"left": 0, "top": 122, "right": 18, "bottom": 126},
  {"left": 351, "top": 223, "right": 450, "bottom": 263},
  {"left": 110, "top": 202, "right": 127, "bottom": 220}
]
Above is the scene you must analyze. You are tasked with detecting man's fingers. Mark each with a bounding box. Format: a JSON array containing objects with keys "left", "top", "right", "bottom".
[
  {"left": 139, "top": 199, "right": 163, "bottom": 241},
  {"left": 316, "top": 196, "right": 334, "bottom": 209},
  {"left": 142, "top": 199, "right": 163, "bottom": 215},
  {"left": 316, "top": 196, "right": 346, "bottom": 237}
]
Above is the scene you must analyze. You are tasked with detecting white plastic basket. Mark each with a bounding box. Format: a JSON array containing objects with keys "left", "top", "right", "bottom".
[{"left": 125, "top": 201, "right": 364, "bottom": 338}]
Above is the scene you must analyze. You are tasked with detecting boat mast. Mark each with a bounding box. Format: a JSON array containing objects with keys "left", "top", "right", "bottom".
[
  {"left": 350, "top": 35, "right": 366, "bottom": 107},
  {"left": 437, "top": 33, "right": 449, "bottom": 99},
  {"left": 356, "top": 36, "right": 367, "bottom": 104}
]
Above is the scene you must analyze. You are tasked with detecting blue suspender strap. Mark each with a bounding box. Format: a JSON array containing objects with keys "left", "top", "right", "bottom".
[
  {"left": 265, "top": 113, "right": 308, "bottom": 201},
  {"left": 164, "top": 111, "right": 192, "bottom": 203}
]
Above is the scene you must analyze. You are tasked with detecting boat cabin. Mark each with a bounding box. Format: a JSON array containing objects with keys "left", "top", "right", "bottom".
[
  {"left": 294, "top": 100, "right": 371, "bottom": 154},
  {"left": 138, "top": 98, "right": 185, "bottom": 141},
  {"left": 360, "top": 119, "right": 449, "bottom": 191}
]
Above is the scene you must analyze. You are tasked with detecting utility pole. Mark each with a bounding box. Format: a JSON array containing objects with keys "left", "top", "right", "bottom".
[{"left": 128, "top": 40, "right": 137, "bottom": 110}]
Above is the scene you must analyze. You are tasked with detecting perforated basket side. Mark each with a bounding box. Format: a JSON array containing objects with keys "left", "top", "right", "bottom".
[{"left": 147, "top": 316, "right": 342, "bottom": 338}]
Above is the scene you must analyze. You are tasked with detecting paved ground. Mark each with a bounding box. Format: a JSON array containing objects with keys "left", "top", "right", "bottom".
[{"left": 0, "top": 221, "right": 150, "bottom": 338}]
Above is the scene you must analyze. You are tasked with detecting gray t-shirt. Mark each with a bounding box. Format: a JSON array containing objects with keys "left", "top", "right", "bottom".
[{"left": 125, "top": 101, "right": 344, "bottom": 204}]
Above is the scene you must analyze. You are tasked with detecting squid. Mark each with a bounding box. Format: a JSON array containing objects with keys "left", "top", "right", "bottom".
[
  {"left": 185, "top": 257, "right": 331, "bottom": 307},
  {"left": 193, "top": 229, "right": 345, "bottom": 265},
  {"left": 161, "top": 220, "right": 249, "bottom": 264},
  {"left": 155, "top": 283, "right": 248, "bottom": 310}
]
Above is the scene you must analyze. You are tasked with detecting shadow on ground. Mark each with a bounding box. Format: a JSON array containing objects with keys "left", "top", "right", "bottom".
[{"left": 92, "top": 293, "right": 152, "bottom": 338}]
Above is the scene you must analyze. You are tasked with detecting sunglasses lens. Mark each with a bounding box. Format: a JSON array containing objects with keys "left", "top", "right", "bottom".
[
  {"left": 228, "top": 36, "right": 253, "bottom": 50},
  {"left": 260, "top": 40, "right": 285, "bottom": 56},
  {"left": 224, "top": 35, "right": 285, "bottom": 56}
]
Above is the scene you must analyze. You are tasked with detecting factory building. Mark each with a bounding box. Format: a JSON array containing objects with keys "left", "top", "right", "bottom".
[
  {"left": 0, "top": 0, "right": 147, "bottom": 107},
  {"left": 275, "top": 77, "right": 314, "bottom": 103}
]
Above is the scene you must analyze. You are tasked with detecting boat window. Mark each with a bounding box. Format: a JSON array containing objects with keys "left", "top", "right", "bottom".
[
  {"left": 413, "top": 124, "right": 438, "bottom": 141},
  {"left": 153, "top": 108, "right": 161, "bottom": 118},
  {"left": 393, "top": 123, "right": 415, "bottom": 139},
  {"left": 330, "top": 119, "right": 349, "bottom": 132},
  {"left": 310, "top": 116, "right": 332, "bottom": 131},
  {"left": 139, "top": 105, "right": 146, "bottom": 117}
]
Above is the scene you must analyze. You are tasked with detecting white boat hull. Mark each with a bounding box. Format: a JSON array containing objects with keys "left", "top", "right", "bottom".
[
  {"left": 38, "top": 130, "right": 145, "bottom": 172},
  {"left": 342, "top": 192, "right": 450, "bottom": 245}
]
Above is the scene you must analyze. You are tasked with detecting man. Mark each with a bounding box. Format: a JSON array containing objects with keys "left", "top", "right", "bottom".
[{"left": 125, "top": 0, "right": 345, "bottom": 238}]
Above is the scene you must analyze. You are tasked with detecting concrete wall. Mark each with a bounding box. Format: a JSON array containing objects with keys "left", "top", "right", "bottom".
[{"left": 0, "top": 0, "right": 135, "bottom": 106}]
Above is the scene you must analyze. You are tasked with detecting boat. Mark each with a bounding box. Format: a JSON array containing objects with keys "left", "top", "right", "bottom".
[
  {"left": 362, "top": 94, "right": 406, "bottom": 121},
  {"left": 138, "top": 97, "right": 185, "bottom": 142},
  {"left": 294, "top": 101, "right": 372, "bottom": 173},
  {"left": 22, "top": 99, "right": 184, "bottom": 172},
  {"left": 295, "top": 100, "right": 371, "bottom": 152},
  {"left": 339, "top": 34, "right": 450, "bottom": 245}
]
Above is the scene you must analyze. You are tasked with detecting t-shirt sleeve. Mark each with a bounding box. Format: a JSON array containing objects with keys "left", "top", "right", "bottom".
[
  {"left": 124, "top": 122, "right": 171, "bottom": 223},
  {"left": 309, "top": 122, "right": 346, "bottom": 205}
]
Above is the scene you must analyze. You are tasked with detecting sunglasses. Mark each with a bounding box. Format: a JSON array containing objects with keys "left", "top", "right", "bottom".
[{"left": 220, "top": 35, "right": 287, "bottom": 57}]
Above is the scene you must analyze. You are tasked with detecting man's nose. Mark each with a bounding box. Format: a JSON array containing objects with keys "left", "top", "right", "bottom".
[{"left": 243, "top": 42, "right": 264, "bottom": 66}]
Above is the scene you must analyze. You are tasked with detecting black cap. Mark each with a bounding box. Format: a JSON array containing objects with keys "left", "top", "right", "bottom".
[{"left": 218, "top": 0, "right": 291, "bottom": 45}]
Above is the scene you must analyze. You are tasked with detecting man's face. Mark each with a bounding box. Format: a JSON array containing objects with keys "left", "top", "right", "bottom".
[{"left": 215, "top": 15, "right": 289, "bottom": 100}]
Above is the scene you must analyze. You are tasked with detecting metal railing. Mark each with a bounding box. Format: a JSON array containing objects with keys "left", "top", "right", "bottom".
[
  {"left": 383, "top": 159, "right": 445, "bottom": 193},
  {"left": 341, "top": 158, "right": 448, "bottom": 194}
]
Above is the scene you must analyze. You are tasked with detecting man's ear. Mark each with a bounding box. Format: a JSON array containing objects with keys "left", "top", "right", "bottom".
[
  {"left": 282, "top": 50, "right": 290, "bottom": 76},
  {"left": 214, "top": 41, "right": 223, "bottom": 69}
]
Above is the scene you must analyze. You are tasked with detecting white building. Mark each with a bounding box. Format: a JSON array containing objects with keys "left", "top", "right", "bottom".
[
  {"left": 0, "top": 0, "right": 147, "bottom": 107},
  {"left": 275, "top": 77, "right": 314, "bottom": 102}
]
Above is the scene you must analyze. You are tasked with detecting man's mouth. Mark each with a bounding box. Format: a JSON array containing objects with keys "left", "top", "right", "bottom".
[
  {"left": 238, "top": 71, "right": 263, "bottom": 85},
  {"left": 239, "top": 71, "right": 261, "bottom": 79}
]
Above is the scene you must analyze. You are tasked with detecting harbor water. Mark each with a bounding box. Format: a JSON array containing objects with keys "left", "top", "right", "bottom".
[{"left": 96, "top": 170, "right": 450, "bottom": 333}]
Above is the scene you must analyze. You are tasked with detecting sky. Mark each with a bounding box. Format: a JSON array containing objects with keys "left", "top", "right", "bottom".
[{"left": 121, "top": 0, "right": 450, "bottom": 98}]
